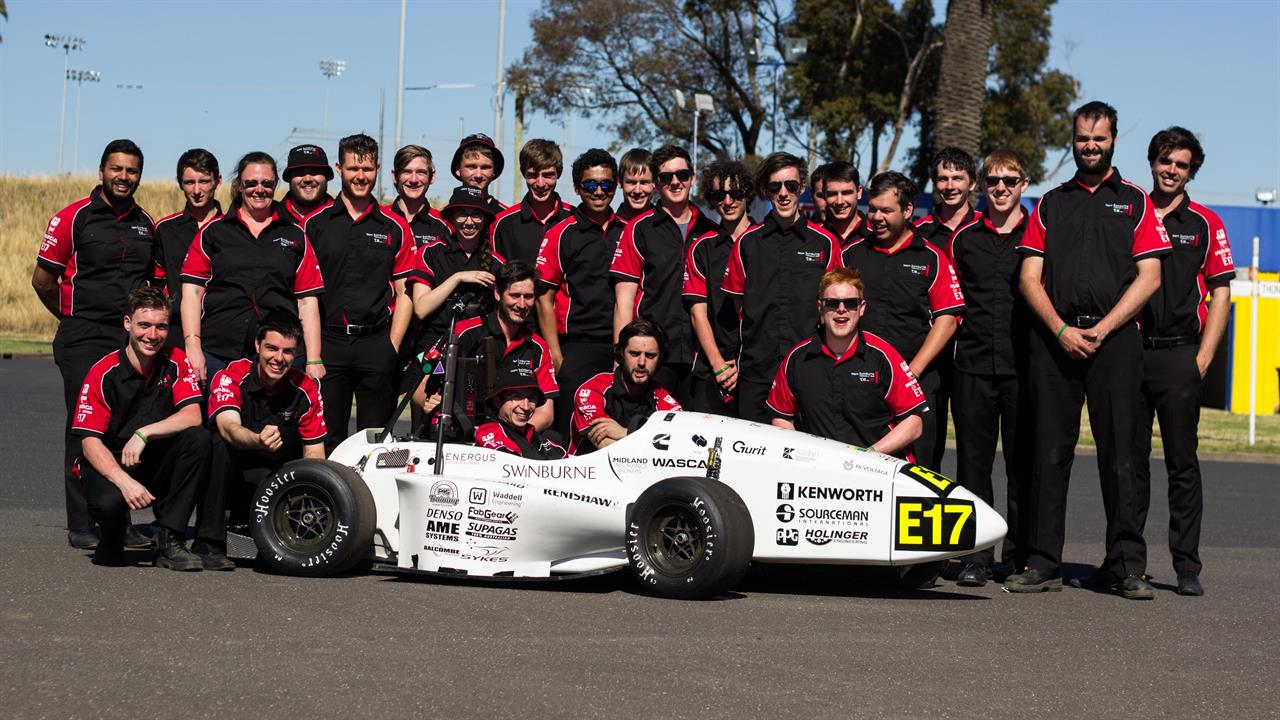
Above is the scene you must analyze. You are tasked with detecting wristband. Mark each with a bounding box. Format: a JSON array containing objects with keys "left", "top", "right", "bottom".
[
  {"left": 1056, "top": 323, "right": 1068, "bottom": 338},
  {"left": 714, "top": 364, "right": 732, "bottom": 377},
  {"left": 306, "top": 360, "right": 324, "bottom": 366},
  {"left": 133, "top": 430, "right": 148, "bottom": 445},
  {"left": 184, "top": 333, "right": 200, "bottom": 340}
]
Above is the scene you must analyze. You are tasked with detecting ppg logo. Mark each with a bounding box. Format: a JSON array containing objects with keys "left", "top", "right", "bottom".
[
  {"left": 777, "top": 482, "right": 795, "bottom": 500},
  {"left": 776, "top": 528, "right": 799, "bottom": 546},
  {"left": 469, "top": 487, "right": 488, "bottom": 505}
]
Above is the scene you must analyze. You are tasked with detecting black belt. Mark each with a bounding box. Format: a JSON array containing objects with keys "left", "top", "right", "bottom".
[
  {"left": 1143, "top": 335, "right": 1198, "bottom": 350},
  {"left": 1074, "top": 315, "right": 1104, "bottom": 329},
  {"left": 326, "top": 321, "right": 388, "bottom": 336}
]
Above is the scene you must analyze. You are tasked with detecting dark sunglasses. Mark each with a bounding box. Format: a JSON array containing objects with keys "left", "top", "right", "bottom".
[
  {"left": 983, "top": 175, "right": 1022, "bottom": 187},
  {"left": 580, "top": 179, "right": 617, "bottom": 194},
  {"left": 657, "top": 169, "right": 693, "bottom": 184},
  {"left": 707, "top": 187, "right": 749, "bottom": 203},
  {"left": 766, "top": 179, "right": 801, "bottom": 195},
  {"left": 821, "top": 297, "right": 864, "bottom": 311},
  {"left": 242, "top": 179, "right": 277, "bottom": 190}
]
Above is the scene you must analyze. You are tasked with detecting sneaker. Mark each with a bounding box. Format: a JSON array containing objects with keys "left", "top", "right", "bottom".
[
  {"left": 68, "top": 529, "right": 99, "bottom": 550},
  {"left": 956, "top": 562, "right": 991, "bottom": 587},
  {"left": 153, "top": 528, "right": 203, "bottom": 572},
  {"left": 1116, "top": 574, "right": 1155, "bottom": 600},
  {"left": 190, "top": 540, "right": 236, "bottom": 572},
  {"left": 1002, "top": 567, "right": 1063, "bottom": 593},
  {"left": 1176, "top": 572, "right": 1204, "bottom": 596}
]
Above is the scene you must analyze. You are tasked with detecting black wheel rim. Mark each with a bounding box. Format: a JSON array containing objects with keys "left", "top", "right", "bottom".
[
  {"left": 271, "top": 481, "right": 338, "bottom": 555},
  {"left": 645, "top": 502, "right": 705, "bottom": 577}
]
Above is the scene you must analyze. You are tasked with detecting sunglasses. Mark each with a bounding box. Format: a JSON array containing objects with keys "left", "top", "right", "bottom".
[
  {"left": 657, "top": 169, "right": 693, "bottom": 184},
  {"left": 766, "top": 179, "right": 801, "bottom": 195},
  {"left": 580, "top": 179, "right": 617, "bottom": 194},
  {"left": 242, "top": 179, "right": 277, "bottom": 190},
  {"left": 983, "top": 176, "right": 1022, "bottom": 187},
  {"left": 707, "top": 187, "right": 749, "bottom": 203},
  {"left": 821, "top": 297, "right": 864, "bottom": 311}
]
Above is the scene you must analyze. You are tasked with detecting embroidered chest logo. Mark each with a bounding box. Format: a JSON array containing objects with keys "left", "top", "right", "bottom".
[
  {"left": 273, "top": 236, "right": 298, "bottom": 249},
  {"left": 849, "top": 370, "right": 878, "bottom": 383},
  {"left": 796, "top": 249, "right": 823, "bottom": 263},
  {"left": 366, "top": 232, "right": 390, "bottom": 245},
  {"left": 1170, "top": 233, "right": 1199, "bottom": 248},
  {"left": 1104, "top": 202, "right": 1133, "bottom": 216},
  {"left": 902, "top": 263, "right": 930, "bottom": 277}
]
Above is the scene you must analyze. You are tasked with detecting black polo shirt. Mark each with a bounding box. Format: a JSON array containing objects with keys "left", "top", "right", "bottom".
[
  {"left": 180, "top": 204, "right": 325, "bottom": 359},
  {"left": 208, "top": 358, "right": 327, "bottom": 460},
  {"left": 824, "top": 212, "right": 873, "bottom": 251},
  {"left": 70, "top": 346, "right": 203, "bottom": 452},
  {"left": 37, "top": 186, "right": 158, "bottom": 323},
  {"left": 282, "top": 196, "right": 334, "bottom": 225},
  {"left": 766, "top": 331, "right": 928, "bottom": 454},
  {"left": 536, "top": 205, "right": 623, "bottom": 342},
  {"left": 427, "top": 312, "right": 560, "bottom": 421},
  {"left": 721, "top": 214, "right": 843, "bottom": 384},
  {"left": 946, "top": 211, "right": 1031, "bottom": 376},
  {"left": 610, "top": 206, "right": 720, "bottom": 366},
  {"left": 841, "top": 232, "right": 964, "bottom": 363},
  {"left": 387, "top": 198, "right": 453, "bottom": 249},
  {"left": 682, "top": 226, "right": 741, "bottom": 376},
  {"left": 155, "top": 205, "right": 222, "bottom": 332},
  {"left": 1141, "top": 194, "right": 1235, "bottom": 338},
  {"left": 474, "top": 419, "right": 566, "bottom": 460},
  {"left": 490, "top": 194, "right": 573, "bottom": 267},
  {"left": 305, "top": 200, "right": 416, "bottom": 328},
  {"left": 568, "top": 368, "right": 681, "bottom": 454},
  {"left": 616, "top": 203, "right": 651, "bottom": 222},
  {"left": 407, "top": 236, "right": 500, "bottom": 353},
  {"left": 913, "top": 206, "right": 976, "bottom": 247},
  {"left": 1018, "top": 168, "right": 1171, "bottom": 318}
]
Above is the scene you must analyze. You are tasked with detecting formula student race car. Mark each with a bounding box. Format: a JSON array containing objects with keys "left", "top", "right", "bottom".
[{"left": 235, "top": 410, "right": 1008, "bottom": 599}]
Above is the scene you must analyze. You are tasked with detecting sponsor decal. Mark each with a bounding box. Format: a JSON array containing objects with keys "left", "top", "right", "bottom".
[
  {"left": 663, "top": 412, "right": 677, "bottom": 421},
  {"left": 776, "top": 504, "right": 795, "bottom": 522},
  {"left": 503, "top": 464, "right": 595, "bottom": 480},
  {"left": 776, "top": 527, "right": 799, "bottom": 546},
  {"left": 731, "top": 439, "right": 766, "bottom": 456},
  {"left": 843, "top": 458, "right": 892, "bottom": 476},
  {"left": 797, "top": 507, "right": 869, "bottom": 525},
  {"left": 652, "top": 433, "right": 670, "bottom": 451},
  {"left": 429, "top": 480, "right": 460, "bottom": 506},
  {"left": 434, "top": 450, "right": 496, "bottom": 464},
  {"left": 491, "top": 489, "right": 522, "bottom": 506},
  {"left": 804, "top": 528, "right": 869, "bottom": 545},
  {"left": 652, "top": 457, "right": 708, "bottom": 469},
  {"left": 468, "top": 507, "right": 518, "bottom": 524},
  {"left": 692, "top": 434, "right": 708, "bottom": 447},
  {"left": 425, "top": 544, "right": 459, "bottom": 555},
  {"left": 470, "top": 487, "right": 488, "bottom": 505},
  {"left": 894, "top": 498, "right": 975, "bottom": 551},
  {"left": 778, "top": 482, "right": 795, "bottom": 500},
  {"left": 782, "top": 446, "right": 818, "bottom": 463},
  {"left": 466, "top": 522, "right": 518, "bottom": 541},
  {"left": 461, "top": 542, "right": 509, "bottom": 562},
  {"left": 425, "top": 508, "right": 462, "bottom": 521},
  {"left": 900, "top": 464, "right": 957, "bottom": 497},
  {"left": 425, "top": 519, "right": 459, "bottom": 542},
  {"left": 780, "top": 481, "right": 884, "bottom": 502},
  {"left": 542, "top": 488, "right": 618, "bottom": 507}
]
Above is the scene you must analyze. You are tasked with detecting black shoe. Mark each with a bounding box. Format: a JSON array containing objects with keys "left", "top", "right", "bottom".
[
  {"left": 1002, "top": 567, "right": 1062, "bottom": 593},
  {"left": 1069, "top": 568, "right": 1118, "bottom": 591},
  {"left": 91, "top": 542, "right": 127, "bottom": 566},
  {"left": 956, "top": 562, "right": 991, "bottom": 587},
  {"left": 1176, "top": 572, "right": 1204, "bottom": 597},
  {"left": 68, "top": 529, "right": 99, "bottom": 550},
  {"left": 1115, "top": 574, "right": 1155, "bottom": 600},
  {"left": 190, "top": 540, "right": 236, "bottom": 572},
  {"left": 153, "top": 528, "right": 203, "bottom": 572},
  {"left": 124, "top": 525, "right": 154, "bottom": 549}
]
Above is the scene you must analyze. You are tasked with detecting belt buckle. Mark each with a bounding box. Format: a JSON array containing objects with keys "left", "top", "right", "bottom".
[{"left": 345, "top": 324, "right": 364, "bottom": 336}]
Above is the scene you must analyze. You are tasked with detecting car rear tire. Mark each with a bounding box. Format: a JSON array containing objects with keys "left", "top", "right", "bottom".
[
  {"left": 627, "top": 477, "right": 753, "bottom": 600},
  {"left": 250, "top": 459, "right": 375, "bottom": 577}
]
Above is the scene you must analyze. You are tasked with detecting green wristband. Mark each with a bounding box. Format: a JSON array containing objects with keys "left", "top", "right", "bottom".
[
  {"left": 714, "top": 364, "right": 732, "bottom": 377},
  {"left": 1056, "top": 322, "right": 1068, "bottom": 338},
  {"left": 133, "top": 430, "right": 148, "bottom": 444},
  {"left": 306, "top": 360, "right": 324, "bottom": 366}
]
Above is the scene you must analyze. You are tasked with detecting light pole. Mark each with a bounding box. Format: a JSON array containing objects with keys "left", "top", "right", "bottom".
[
  {"left": 67, "top": 69, "right": 100, "bottom": 174},
  {"left": 673, "top": 90, "right": 715, "bottom": 176},
  {"left": 319, "top": 59, "right": 346, "bottom": 131},
  {"left": 747, "top": 37, "right": 807, "bottom": 153},
  {"left": 45, "top": 33, "right": 86, "bottom": 173},
  {"left": 492, "top": 0, "right": 508, "bottom": 201}
]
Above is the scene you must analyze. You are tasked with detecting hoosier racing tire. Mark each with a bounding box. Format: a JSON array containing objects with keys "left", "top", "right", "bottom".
[
  {"left": 250, "top": 459, "right": 376, "bottom": 577},
  {"left": 627, "top": 477, "right": 753, "bottom": 600}
]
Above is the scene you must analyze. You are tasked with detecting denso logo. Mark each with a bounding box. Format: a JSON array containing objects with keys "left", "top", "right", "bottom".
[{"left": 425, "top": 508, "right": 462, "bottom": 521}]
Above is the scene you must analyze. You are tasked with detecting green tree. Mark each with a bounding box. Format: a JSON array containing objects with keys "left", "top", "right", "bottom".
[{"left": 934, "top": 0, "right": 992, "bottom": 160}]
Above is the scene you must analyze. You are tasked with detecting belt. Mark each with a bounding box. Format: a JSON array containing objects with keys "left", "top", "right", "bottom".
[
  {"left": 1143, "top": 335, "right": 1198, "bottom": 350},
  {"left": 1074, "top": 315, "right": 1104, "bottom": 329},
  {"left": 326, "top": 321, "right": 388, "bottom": 337}
]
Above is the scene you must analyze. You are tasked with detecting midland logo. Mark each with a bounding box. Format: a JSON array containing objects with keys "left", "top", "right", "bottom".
[{"left": 430, "top": 480, "right": 460, "bottom": 506}]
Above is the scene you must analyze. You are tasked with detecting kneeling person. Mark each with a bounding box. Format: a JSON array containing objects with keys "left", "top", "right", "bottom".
[
  {"left": 570, "top": 319, "right": 681, "bottom": 454},
  {"left": 72, "top": 287, "right": 220, "bottom": 570},
  {"left": 474, "top": 366, "right": 567, "bottom": 459}
]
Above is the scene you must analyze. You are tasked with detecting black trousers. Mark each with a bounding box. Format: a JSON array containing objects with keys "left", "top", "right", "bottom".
[
  {"left": 736, "top": 378, "right": 772, "bottom": 424},
  {"left": 687, "top": 370, "right": 738, "bottom": 417},
  {"left": 952, "top": 370, "right": 1032, "bottom": 569},
  {"left": 1135, "top": 344, "right": 1204, "bottom": 575},
  {"left": 914, "top": 367, "right": 947, "bottom": 471},
  {"left": 653, "top": 362, "right": 693, "bottom": 409},
  {"left": 1025, "top": 323, "right": 1147, "bottom": 578},
  {"left": 80, "top": 427, "right": 215, "bottom": 544},
  {"left": 553, "top": 338, "right": 614, "bottom": 438},
  {"left": 321, "top": 329, "right": 398, "bottom": 453},
  {"left": 210, "top": 434, "right": 292, "bottom": 532},
  {"left": 53, "top": 317, "right": 127, "bottom": 532}
]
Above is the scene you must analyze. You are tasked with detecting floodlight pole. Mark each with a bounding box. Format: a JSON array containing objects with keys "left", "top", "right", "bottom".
[
  {"left": 395, "top": 0, "right": 407, "bottom": 153},
  {"left": 45, "top": 34, "right": 86, "bottom": 174},
  {"left": 492, "top": 0, "right": 508, "bottom": 202},
  {"left": 69, "top": 70, "right": 101, "bottom": 175},
  {"left": 320, "top": 59, "right": 346, "bottom": 131}
]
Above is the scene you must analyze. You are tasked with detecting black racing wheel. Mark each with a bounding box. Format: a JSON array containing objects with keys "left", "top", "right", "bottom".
[{"left": 250, "top": 459, "right": 376, "bottom": 577}]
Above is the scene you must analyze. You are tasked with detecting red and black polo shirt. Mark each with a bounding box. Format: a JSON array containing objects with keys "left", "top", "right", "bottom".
[
  {"left": 406, "top": 235, "right": 500, "bottom": 353},
  {"left": 180, "top": 204, "right": 325, "bottom": 359},
  {"left": 767, "top": 331, "right": 928, "bottom": 455},
  {"left": 1141, "top": 194, "right": 1235, "bottom": 338},
  {"left": 1018, "top": 168, "right": 1171, "bottom": 319},
  {"left": 616, "top": 202, "right": 651, "bottom": 222},
  {"left": 914, "top": 206, "right": 976, "bottom": 247},
  {"left": 824, "top": 212, "right": 873, "bottom": 251},
  {"left": 37, "top": 186, "right": 158, "bottom": 322},
  {"left": 611, "top": 206, "right": 720, "bottom": 366},
  {"left": 569, "top": 368, "right": 681, "bottom": 455},
  {"left": 841, "top": 232, "right": 964, "bottom": 363},
  {"left": 304, "top": 201, "right": 416, "bottom": 329},
  {"left": 474, "top": 419, "right": 566, "bottom": 460},
  {"left": 721, "top": 214, "right": 843, "bottom": 384},
  {"left": 425, "top": 312, "right": 560, "bottom": 421},
  {"left": 70, "top": 346, "right": 203, "bottom": 453},
  {"left": 490, "top": 193, "right": 573, "bottom": 267},
  {"left": 536, "top": 205, "right": 623, "bottom": 342},
  {"left": 682, "top": 225, "right": 741, "bottom": 376},
  {"left": 156, "top": 205, "right": 222, "bottom": 335},
  {"left": 208, "top": 358, "right": 327, "bottom": 456},
  {"left": 946, "top": 211, "right": 1031, "bottom": 376},
  {"left": 387, "top": 198, "right": 453, "bottom": 249},
  {"left": 282, "top": 196, "right": 334, "bottom": 226}
]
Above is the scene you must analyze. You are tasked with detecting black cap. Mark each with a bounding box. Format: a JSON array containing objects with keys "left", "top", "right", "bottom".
[
  {"left": 451, "top": 133, "right": 505, "bottom": 180},
  {"left": 486, "top": 364, "right": 545, "bottom": 406},
  {"left": 442, "top": 186, "right": 498, "bottom": 219},
  {"left": 283, "top": 144, "right": 334, "bottom": 181}
]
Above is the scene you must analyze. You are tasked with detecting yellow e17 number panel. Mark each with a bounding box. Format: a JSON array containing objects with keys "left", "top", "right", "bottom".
[{"left": 894, "top": 498, "right": 976, "bottom": 551}]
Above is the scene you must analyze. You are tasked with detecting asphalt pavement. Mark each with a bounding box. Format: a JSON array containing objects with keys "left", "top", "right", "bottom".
[{"left": 1, "top": 357, "right": 1276, "bottom": 719}]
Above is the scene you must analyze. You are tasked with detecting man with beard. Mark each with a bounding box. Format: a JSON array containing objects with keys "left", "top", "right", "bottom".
[
  {"left": 1004, "top": 101, "right": 1171, "bottom": 598},
  {"left": 474, "top": 365, "right": 567, "bottom": 460},
  {"left": 281, "top": 144, "right": 334, "bottom": 224},
  {"left": 570, "top": 319, "right": 681, "bottom": 454},
  {"left": 491, "top": 139, "right": 572, "bottom": 267},
  {"left": 33, "top": 139, "right": 159, "bottom": 550},
  {"left": 156, "top": 148, "right": 222, "bottom": 347},
  {"left": 821, "top": 161, "right": 871, "bottom": 250}
]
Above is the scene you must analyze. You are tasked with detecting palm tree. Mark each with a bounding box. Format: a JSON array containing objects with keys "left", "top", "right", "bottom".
[{"left": 934, "top": 0, "right": 992, "bottom": 160}]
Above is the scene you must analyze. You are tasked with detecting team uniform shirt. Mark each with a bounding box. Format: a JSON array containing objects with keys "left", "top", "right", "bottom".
[
  {"left": 1141, "top": 194, "right": 1235, "bottom": 338},
  {"left": 305, "top": 201, "right": 416, "bottom": 329},
  {"left": 841, "top": 232, "right": 964, "bottom": 362},
  {"left": 616, "top": 203, "right": 651, "bottom": 222},
  {"left": 721, "top": 215, "right": 843, "bottom": 384},
  {"left": 406, "top": 235, "right": 501, "bottom": 353},
  {"left": 569, "top": 369, "right": 681, "bottom": 454},
  {"left": 682, "top": 225, "right": 741, "bottom": 376},
  {"left": 387, "top": 199, "right": 453, "bottom": 249},
  {"left": 474, "top": 419, "right": 566, "bottom": 460},
  {"left": 611, "top": 207, "right": 720, "bottom": 367},
  {"left": 423, "top": 312, "right": 560, "bottom": 422},
  {"left": 36, "top": 187, "right": 158, "bottom": 322},
  {"left": 946, "top": 211, "right": 1031, "bottom": 376},
  {"left": 282, "top": 196, "right": 334, "bottom": 226},
  {"left": 208, "top": 358, "right": 327, "bottom": 457},
  {"left": 1017, "top": 168, "right": 1172, "bottom": 319},
  {"left": 155, "top": 205, "right": 222, "bottom": 332},
  {"left": 70, "top": 346, "right": 203, "bottom": 452},
  {"left": 825, "top": 212, "right": 873, "bottom": 251},
  {"left": 536, "top": 205, "right": 624, "bottom": 342},
  {"left": 914, "top": 206, "right": 976, "bottom": 248},
  {"left": 179, "top": 204, "right": 325, "bottom": 359},
  {"left": 766, "top": 331, "right": 928, "bottom": 453},
  {"left": 490, "top": 194, "right": 573, "bottom": 267}
]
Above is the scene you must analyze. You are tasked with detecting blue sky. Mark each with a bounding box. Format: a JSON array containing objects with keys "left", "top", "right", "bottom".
[{"left": 1, "top": 0, "right": 1277, "bottom": 207}]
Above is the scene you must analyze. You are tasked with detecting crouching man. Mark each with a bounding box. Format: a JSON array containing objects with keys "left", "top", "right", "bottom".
[
  {"left": 474, "top": 365, "right": 567, "bottom": 459},
  {"left": 209, "top": 313, "right": 327, "bottom": 537},
  {"left": 72, "top": 287, "right": 221, "bottom": 570}
]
